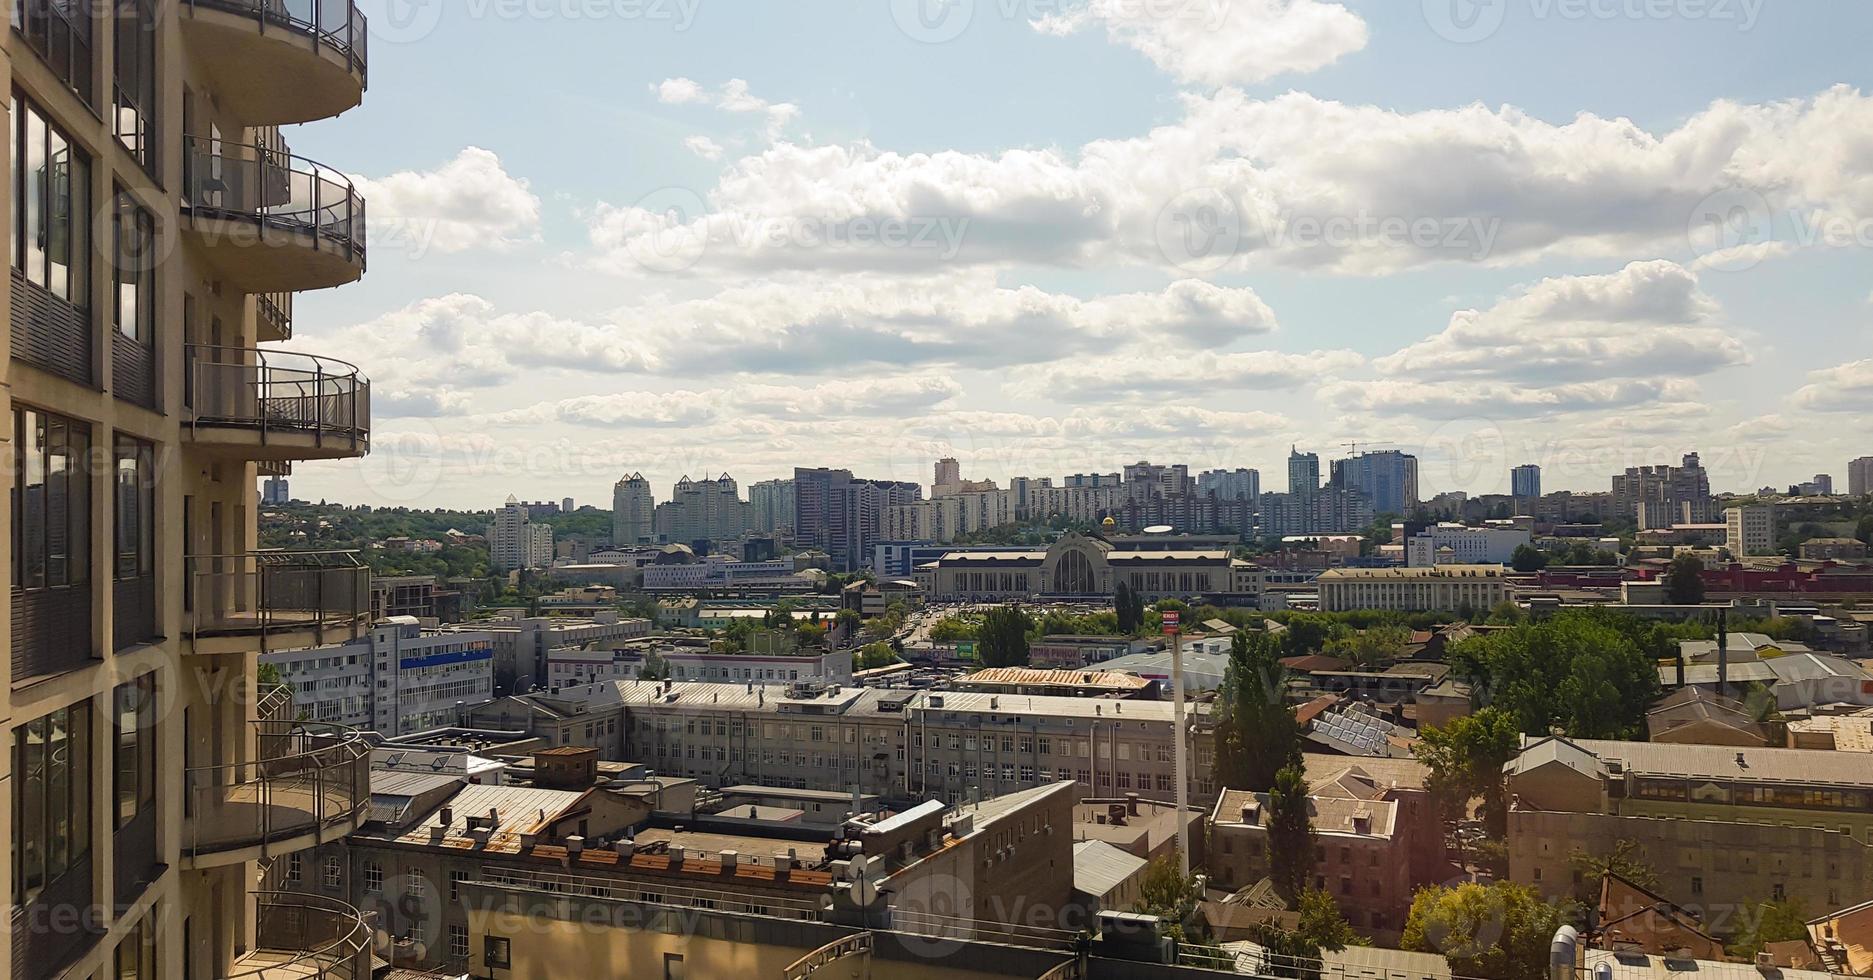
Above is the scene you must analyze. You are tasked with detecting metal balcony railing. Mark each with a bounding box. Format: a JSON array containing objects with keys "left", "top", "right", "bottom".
[
  {"left": 186, "top": 345, "right": 370, "bottom": 453},
  {"left": 186, "top": 550, "right": 370, "bottom": 643},
  {"left": 182, "top": 136, "right": 366, "bottom": 266},
  {"left": 258, "top": 290, "right": 294, "bottom": 338},
  {"left": 187, "top": 0, "right": 368, "bottom": 86},
  {"left": 226, "top": 892, "right": 374, "bottom": 979},
  {"left": 184, "top": 720, "right": 370, "bottom": 861}
]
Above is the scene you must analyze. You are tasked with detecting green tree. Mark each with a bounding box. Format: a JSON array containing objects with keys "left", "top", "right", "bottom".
[
  {"left": 1414, "top": 707, "right": 1521, "bottom": 838},
  {"left": 1115, "top": 581, "right": 1144, "bottom": 634},
  {"left": 1249, "top": 890, "right": 1363, "bottom": 980},
  {"left": 1214, "top": 631, "right": 1303, "bottom": 791},
  {"left": 978, "top": 605, "right": 1033, "bottom": 668},
  {"left": 854, "top": 642, "right": 900, "bottom": 672},
  {"left": 1323, "top": 625, "right": 1412, "bottom": 668},
  {"left": 1267, "top": 763, "right": 1316, "bottom": 903},
  {"left": 638, "top": 651, "right": 671, "bottom": 681},
  {"left": 1401, "top": 882, "right": 1573, "bottom": 980},
  {"left": 1509, "top": 545, "right": 1548, "bottom": 573},
  {"left": 1567, "top": 839, "right": 1659, "bottom": 902},
  {"left": 1133, "top": 853, "right": 1205, "bottom": 942},
  {"left": 1666, "top": 553, "right": 1707, "bottom": 605},
  {"left": 1446, "top": 610, "right": 1663, "bottom": 739},
  {"left": 1727, "top": 900, "right": 1809, "bottom": 959}
]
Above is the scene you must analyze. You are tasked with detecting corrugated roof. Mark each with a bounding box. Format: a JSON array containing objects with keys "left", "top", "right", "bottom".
[
  {"left": 1074, "top": 840, "right": 1148, "bottom": 899},
  {"left": 956, "top": 667, "right": 1153, "bottom": 691},
  {"left": 1519, "top": 735, "right": 1873, "bottom": 787}
]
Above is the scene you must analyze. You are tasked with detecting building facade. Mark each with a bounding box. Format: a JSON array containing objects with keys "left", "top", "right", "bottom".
[
  {"left": 1614, "top": 454, "right": 1715, "bottom": 527},
  {"left": 749, "top": 477, "right": 795, "bottom": 534},
  {"left": 1315, "top": 565, "right": 1510, "bottom": 612},
  {"left": 793, "top": 467, "right": 923, "bottom": 572},
  {"left": 883, "top": 489, "right": 1015, "bottom": 543},
  {"left": 263, "top": 619, "right": 496, "bottom": 735},
  {"left": 1725, "top": 503, "right": 1778, "bottom": 557},
  {"left": 1511, "top": 464, "right": 1542, "bottom": 499},
  {"left": 1330, "top": 450, "right": 1419, "bottom": 517},
  {"left": 491, "top": 495, "right": 554, "bottom": 571},
  {"left": 1403, "top": 523, "right": 1530, "bottom": 567},
  {"left": 2, "top": 4, "right": 381, "bottom": 976},
  {"left": 612, "top": 472, "right": 655, "bottom": 546},
  {"left": 1851, "top": 457, "right": 1873, "bottom": 499},
  {"left": 653, "top": 473, "right": 751, "bottom": 545},
  {"left": 923, "top": 532, "right": 1263, "bottom": 602}
]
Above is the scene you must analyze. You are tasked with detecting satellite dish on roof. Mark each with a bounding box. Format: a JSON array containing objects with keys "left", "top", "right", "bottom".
[
  {"left": 1144, "top": 525, "right": 1174, "bottom": 535},
  {"left": 853, "top": 876, "right": 883, "bottom": 907}
]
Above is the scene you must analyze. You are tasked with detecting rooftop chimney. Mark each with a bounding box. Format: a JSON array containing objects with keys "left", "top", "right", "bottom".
[{"left": 439, "top": 806, "right": 453, "bottom": 828}]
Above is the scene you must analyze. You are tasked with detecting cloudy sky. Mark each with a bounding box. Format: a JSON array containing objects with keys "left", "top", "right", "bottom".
[{"left": 287, "top": 0, "right": 1873, "bottom": 510}]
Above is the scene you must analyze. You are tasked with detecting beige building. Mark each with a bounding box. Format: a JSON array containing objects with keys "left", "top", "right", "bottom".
[
  {"left": 1315, "top": 565, "right": 1509, "bottom": 612},
  {"left": 1506, "top": 737, "right": 1873, "bottom": 914},
  {"left": 925, "top": 531, "right": 1262, "bottom": 602},
  {"left": 2, "top": 1, "right": 378, "bottom": 977},
  {"left": 1725, "top": 503, "right": 1779, "bottom": 557},
  {"left": 884, "top": 489, "right": 1015, "bottom": 543}
]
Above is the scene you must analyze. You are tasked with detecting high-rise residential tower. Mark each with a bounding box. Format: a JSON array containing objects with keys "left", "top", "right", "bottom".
[
  {"left": 612, "top": 472, "right": 655, "bottom": 546},
  {"left": 3, "top": 4, "right": 380, "bottom": 976}
]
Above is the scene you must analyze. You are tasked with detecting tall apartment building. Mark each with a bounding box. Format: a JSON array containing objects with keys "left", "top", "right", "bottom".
[
  {"left": 1511, "top": 464, "right": 1542, "bottom": 499},
  {"left": 1726, "top": 502, "right": 1778, "bottom": 557},
  {"left": 611, "top": 472, "right": 654, "bottom": 546},
  {"left": 748, "top": 477, "right": 795, "bottom": 534},
  {"left": 1256, "top": 486, "right": 1374, "bottom": 537},
  {"left": 490, "top": 495, "right": 554, "bottom": 571},
  {"left": 792, "top": 467, "right": 922, "bottom": 571},
  {"left": 2, "top": 4, "right": 379, "bottom": 976},
  {"left": 1613, "top": 453, "right": 1714, "bottom": 527},
  {"left": 884, "top": 489, "right": 1016, "bottom": 543},
  {"left": 260, "top": 473, "right": 291, "bottom": 505},
  {"left": 262, "top": 619, "right": 495, "bottom": 735},
  {"left": 934, "top": 456, "right": 960, "bottom": 488},
  {"left": 652, "top": 473, "right": 750, "bottom": 545},
  {"left": 1852, "top": 457, "right": 1873, "bottom": 498},
  {"left": 1197, "top": 467, "right": 1260, "bottom": 503},
  {"left": 1330, "top": 450, "right": 1419, "bottom": 516}
]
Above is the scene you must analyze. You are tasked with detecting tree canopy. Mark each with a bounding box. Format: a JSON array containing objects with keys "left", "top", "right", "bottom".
[
  {"left": 1401, "top": 882, "right": 1573, "bottom": 980},
  {"left": 1248, "top": 890, "right": 1363, "bottom": 980},
  {"left": 1133, "top": 853, "right": 1206, "bottom": 942},
  {"left": 1268, "top": 763, "right": 1316, "bottom": 903},
  {"left": 1446, "top": 610, "right": 1663, "bottom": 739},
  {"left": 1214, "top": 631, "right": 1304, "bottom": 792},
  {"left": 978, "top": 605, "right": 1033, "bottom": 667},
  {"left": 1414, "top": 707, "right": 1521, "bottom": 837},
  {"left": 1666, "top": 553, "right": 1707, "bottom": 605}
]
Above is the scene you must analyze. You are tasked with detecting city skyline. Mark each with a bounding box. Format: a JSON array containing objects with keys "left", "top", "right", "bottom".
[{"left": 278, "top": 2, "right": 1873, "bottom": 509}]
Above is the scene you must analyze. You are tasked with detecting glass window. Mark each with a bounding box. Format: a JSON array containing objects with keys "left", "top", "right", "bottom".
[
  {"left": 14, "top": 0, "right": 95, "bottom": 106},
  {"left": 10, "top": 96, "right": 88, "bottom": 303},
  {"left": 113, "top": 908, "right": 157, "bottom": 979},
  {"left": 12, "top": 698, "right": 93, "bottom": 906},
  {"left": 114, "top": 436, "right": 153, "bottom": 579},
  {"left": 113, "top": 191, "right": 155, "bottom": 343},
  {"left": 112, "top": 0, "right": 156, "bottom": 170},
  {"left": 13, "top": 407, "right": 91, "bottom": 592},
  {"left": 113, "top": 673, "right": 156, "bottom": 828}
]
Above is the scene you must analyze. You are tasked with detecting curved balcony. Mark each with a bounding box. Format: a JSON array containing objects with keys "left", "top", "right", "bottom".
[
  {"left": 183, "top": 720, "right": 370, "bottom": 869},
  {"left": 180, "top": 0, "right": 368, "bottom": 125},
  {"left": 186, "top": 550, "right": 371, "bottom": 654},
  {"left": 227, "top": 892, "right": 375, "bottom": 979},
  {"left": 182, "top": 139, "right": 366, "bottom": 291},
  {"left": 186, "top": 345, "right": 370, "bottom": 461}
]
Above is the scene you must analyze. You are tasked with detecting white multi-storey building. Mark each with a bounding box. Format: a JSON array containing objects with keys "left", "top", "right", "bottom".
[
  {"left": 263, "top": 618, "right": 497, "bottom": 735},
  {"left": 612, "top": 472, "right": 656, "bottom": 546},
  {"left": 884, "top": 490, "right": 1017, "bottom": 543},
  {"left": 750, "top": 477, "right": 796, "bottom": 533},
  {"left": 491, "top": 495, "right": 554, "bottom": 571},
  {"left": 1316, "top": 565, "right": 1510, "bottom": 612},
  {"left": 546, "top": 644, "right": 853, "bottom": 689},
  {"left": 641, "top": 556, "right": 812, "bottom": 592},
  {"left": 1403, "top": 523, "right": 1531, "bottom": 567}
]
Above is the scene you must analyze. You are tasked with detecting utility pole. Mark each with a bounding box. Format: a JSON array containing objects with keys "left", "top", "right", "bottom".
[{"left": 1166, "top": 609, "right": 1190, "bottom": 880}]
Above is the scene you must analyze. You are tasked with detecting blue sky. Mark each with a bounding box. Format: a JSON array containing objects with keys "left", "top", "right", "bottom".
[{"left": 285, "top": 0, "right": 1873, "bottom": 509}]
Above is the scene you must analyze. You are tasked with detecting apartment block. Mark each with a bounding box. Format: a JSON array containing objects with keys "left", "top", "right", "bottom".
[
  {"left": 490, "top": 495, "right": 554, "bottom": 571},
  {"left": 611, "top": 472, "right": 655, "bottom": 546},
  {"left": 1851, "top": 457, "right": 1873, "bottom": 498},
  {"left": 1726, "top": 502, "right": 1779, "bottom": 557},
  {"left": 749, "top": 477, "right": 795, "bottom": 534},
  {"left": 2, "top": 2, "right": 381, "bottom": 975},
  {"left": 263, "top": 618, "right": 496, "bottom": 735}
]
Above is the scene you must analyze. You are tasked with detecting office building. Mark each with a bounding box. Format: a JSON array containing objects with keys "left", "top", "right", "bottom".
[
  {"left": 749, "top": 477, "right": 796, "bottom": 533},
  {"left": 1403, "top": 523, "right": 1530, "bottom": 567},
  {"left": 1, "top": 4, "right": 380, "bottom": 975},
  {"left": 652, "top": 473, "right": 751, "bottom": 545},
  {"left": 1725, "top": 503, "right": 1778, "bottom": 557},
  {"left": 793, "top": 467, "right": 923, "bottom": 572},
  {"left": 1315, "top": 565, "right": 1510, "bottom": 612},
  {"left": 1511, "top": 464, "right": 1542, "bottom": 499},
  {"left": 491, "top": 495, "right": 555, "bottom": 571},
  {"left": 1852, "top": 457, "right": 1873, "bottom": 498},
  {"left": 1330, "top": 450, "right": 1419, "bottom": 516},
  {"left": 263, "top": 618, "right": 495, "bottom": 735},
  {"left": 612, "top": 472, "right": 656, "bottom": 546},
  {"left": 1507, "top": 737, "right": 1873, "bottom": 914}
]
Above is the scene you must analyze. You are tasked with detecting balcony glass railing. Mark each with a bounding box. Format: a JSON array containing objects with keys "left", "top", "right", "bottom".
[
  {"left": 189, "top": 0, "right": 368, "bottom": 85},
  {"left": 186, "top": 345, "right": 370, "bottom": 453},
  {"left": 186, "top": 550, "right": 370, "bottom": 643},
  {"left": 183, "top": 719, "right": 370, "bottom": 860},
  {"left": 182, "top": 136, "right": 366, "bottom": 265},
  {"left": 227, "top": 892, "right": 375, "bottom": 979}
]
